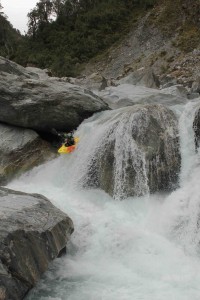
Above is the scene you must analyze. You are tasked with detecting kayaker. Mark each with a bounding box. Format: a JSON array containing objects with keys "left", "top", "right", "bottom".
[
  {"left": 64, "top": 132, "right": 75, "bottom": 147},
  {"left": 51, "top": 128, "right": 75, "bottom": 147}
]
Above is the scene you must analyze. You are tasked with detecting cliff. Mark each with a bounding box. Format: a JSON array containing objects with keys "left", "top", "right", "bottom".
[{"left": 82, "top": 0, "right": 200, "bottom": 87}]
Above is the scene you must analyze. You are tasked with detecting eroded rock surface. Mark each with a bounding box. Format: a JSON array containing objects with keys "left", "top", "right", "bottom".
[
  {"left": 0, "top": 123, "right": 54, "bottom": 185},
  {"left": 0, "top": 57, "right": 108, "bottom": 133},
  {"left": 117, "top": 68, "right": 160, "bottom": 89},
  {"left": 0, "top": 187, "right": 74, "bottom": 300},
  {"left": 0, "top": 57, "right": 38, "bottom": 79},
  {"left": 99, "top": 84, "right": 188, "bottom": 109}
]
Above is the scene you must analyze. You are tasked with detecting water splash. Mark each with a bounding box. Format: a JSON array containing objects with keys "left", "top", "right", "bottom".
[
  {"left": 67, "top": 108, "right": 149, "bottom": 200},
  {"left": 68, "top": 104, "right": 179, "bottom": 200},
  {"left": 6, "top": 94, "right": 200, "bottom": 300}
]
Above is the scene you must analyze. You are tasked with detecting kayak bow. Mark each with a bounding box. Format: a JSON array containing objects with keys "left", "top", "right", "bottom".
[{"left": 58, "top": 137, "right": 79, "bottom": 154}]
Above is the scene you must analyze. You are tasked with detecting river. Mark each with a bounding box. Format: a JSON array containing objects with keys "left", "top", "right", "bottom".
[{"left": 7, "top": 86, "right": 200, "bottom": 300}]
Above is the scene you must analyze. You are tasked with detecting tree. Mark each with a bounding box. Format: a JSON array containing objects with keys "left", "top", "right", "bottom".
[
  {"left": 37, "top": 0, "right": 53, "bottom": 23},
  {"left": 27, "top": 9, "right": 39, "bottom": 36},
  {"left": 27, "top": 0, "right": 54, "bottom": 36},
  {"left": 52, "top": 0, "right": 65, "bottom": 17},
  {"left": 0, "top": 1, "right": 4, "bottom": 15}
]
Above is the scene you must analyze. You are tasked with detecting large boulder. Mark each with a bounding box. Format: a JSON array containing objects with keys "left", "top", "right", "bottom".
[
  {"left": 99, "top": 84, "right": 188, "bottom": 109},
  {"left": 78, "top": 104, "right": 180, "bottom": 199},
  {"left": 0, "top": 187, "right": 74, "bottom": 300},
  {"left": 0, "top": 123, "right": 54, "bottom": 184},
  {"left": 0, "top": 58, "right": 108, "bottom": 133}
]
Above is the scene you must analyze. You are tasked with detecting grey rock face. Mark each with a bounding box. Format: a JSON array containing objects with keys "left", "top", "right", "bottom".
[
  {"left": 160, "top": 85, "right": 188, "bottom": 98},
  {"left": 187, "top": 93, "right": 200, "bottom": 100},
  {"left": 25, "top": 67, "right": 50, "bottom": 80},
  {"left": 0, "top": 123, "right": 54, "bottom": 184},
  {"left": 81, "top": 104, "right": 180, "bottom": 199},
  {"left": 0, "top": 58, "right": 108, "bottom": 133},
  {"left": 99, "top": 84, "right": 188, "bottom": 109},
  {"left": 191, "top": 76, "right": 200, "bottom": 94},
  {"left": 0, "top": 187, "right": 74, "bottom": 300},
  {"left": 0, "top": 57, "right": 38, "bottom": 79},
  {"left": 159, "top": 74, "right": 178, "bottom": 89},
  {"left": 73, "top": 73, "right": 108, "bottom": 91},
  {"left": 118, "top": 68, "right": 160, "bottom": 89},
  {"left": 193, "top": 104, "right": 200, "bottom": 149}
]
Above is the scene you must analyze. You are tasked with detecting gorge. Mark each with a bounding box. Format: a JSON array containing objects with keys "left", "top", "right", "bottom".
[{"left": 0, "top": 0, "right": 200, "bottom": 298}]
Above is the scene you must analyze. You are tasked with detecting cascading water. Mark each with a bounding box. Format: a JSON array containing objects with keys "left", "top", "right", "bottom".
[
  {"left": 7, "top": 93, "right": 200, "bottom": 300},
  {"left": 69, "top": 108, "right": 150, "bottom": 200}
]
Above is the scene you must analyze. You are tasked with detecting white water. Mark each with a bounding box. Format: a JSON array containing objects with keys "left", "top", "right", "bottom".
[{"left": 7, "top": 95, "right": 200, "bottom": 300}]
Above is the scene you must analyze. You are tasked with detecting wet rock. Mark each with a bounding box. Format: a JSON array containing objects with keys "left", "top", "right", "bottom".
[
  {"left": 159, "top": 74, "right": 178, "bottom": 89},
  {"left": 0, "top": 123, "right": 54, "bottom": 185},
  {"left": 99, "top": 84, "right": 188, "bottom": 109},
  {"left": 0, "top": 58, "right": 108, "bottom": 133},
  {"left": 187, "top": 92, "right": 200, "bottom": 99},
  {"left": 117, "top": 68, "right": 160, "bottom": 89},
  {"left": 191, "top": 76, "right": 200, "bottom": 94},
  {"left": 74, "top": 72, "right": 108, "bottom": 91},
  {"left": 193, "top": 105, "right": 200, "bottom": 149},
  {"left": 82, "top": 104, "right": 180, "bottom": 199},
  {"left": 25, "top": 67, "right": 50, "bottom": 80},
  {"left": 160, "top": 85, "right": 188, "bottom": 98},
  {"left": 0, "top": 187, "right": 74, "bottom": 300}
]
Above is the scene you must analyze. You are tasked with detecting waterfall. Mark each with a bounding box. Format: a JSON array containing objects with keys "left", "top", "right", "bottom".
[
  {"left": 7, "top": 95, "right": 200, "bottom": 300},
  {"left": 157, "top": 99, "right": 200, "bottom": 256},
  {"left": 68, "top": 104, "right": 179, "bottom": 200},
  {"left": 69, "top": 108, "right": 149, "bottom": 200}
]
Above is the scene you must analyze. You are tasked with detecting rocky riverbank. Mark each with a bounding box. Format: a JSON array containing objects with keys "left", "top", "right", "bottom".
[
  {"left": 0, "top": 54, "right": 200, "bottom": 298},
  {"left": 0, "top": 56, "right": 108, "bottom": 299}
]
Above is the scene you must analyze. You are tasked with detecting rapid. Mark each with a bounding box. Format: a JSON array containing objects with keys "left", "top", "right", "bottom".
[{"left": 7, "top": 86, "right": 200, "bottom": 300}]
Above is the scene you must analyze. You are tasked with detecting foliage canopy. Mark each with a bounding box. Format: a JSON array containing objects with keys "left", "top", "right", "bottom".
[
  {"left": 0, "top": 0, "right": 157, "bottom": 76},
  {"left": 14, "top": 0, "right": 157, "bottom": 76}
]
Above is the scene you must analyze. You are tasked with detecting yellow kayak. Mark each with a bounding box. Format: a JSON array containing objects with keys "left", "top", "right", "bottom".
[{"left": 58, "top": 137, "right": 79, "bottom": 154}]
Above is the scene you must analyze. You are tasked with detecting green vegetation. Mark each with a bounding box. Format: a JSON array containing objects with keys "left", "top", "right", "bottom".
[
  {"left": 7, "top": 0, "right": 157, "bottom": 77},
  {"left": 0, "top": 1, "right": 21, "bottom": 59},
  {"left": 1, "top": 0, "right": 199, "bottom": 77},
  {"left": 176, "top": 24, "right": 200, "bottom": 53},
  {"left": 149, "top": 0, "right": 200, "bottom": 50}
]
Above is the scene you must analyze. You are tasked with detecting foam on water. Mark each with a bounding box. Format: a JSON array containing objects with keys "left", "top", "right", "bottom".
[{"left": 7, "top": 95, "right": 200, "bottom": 300}]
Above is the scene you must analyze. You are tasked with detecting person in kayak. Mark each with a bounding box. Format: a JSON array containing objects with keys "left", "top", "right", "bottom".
[
  {"left": 64, "top": 131, "right": 75, "bottom": 147},
  {"left": 51, "top": 129, "right": 75, "bottom": 147}
]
